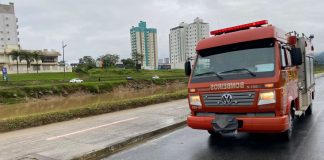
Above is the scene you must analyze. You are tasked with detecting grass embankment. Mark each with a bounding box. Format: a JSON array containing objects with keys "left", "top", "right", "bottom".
[
  {"left": 0, "top": 79, "right": 187, "bottom": 104},
  {"left": 0, "top": 69, "right": 188, "bottom": 131},
  {"left": 0, "top": 69, "right": 186, "bottom": 104},
  {"left": 315, "top": 65, "right": 324, "bottom": 74},
  {"left": 0, "top": 90, "right": 187, "bottom": 132},
  {"left": 1, "top": 69, "right": 185, "bottom": 85},
  {"left": 0, "top": 80, "right": 126, "bottom": 104}
]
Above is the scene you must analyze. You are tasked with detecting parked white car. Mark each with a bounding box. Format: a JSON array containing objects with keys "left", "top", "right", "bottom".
[
  {"left": 69, "top": 78, "right": 84, "bottom": 83},
  {"left": 152, "top": 75, "right": 160, "bottom": 80}
]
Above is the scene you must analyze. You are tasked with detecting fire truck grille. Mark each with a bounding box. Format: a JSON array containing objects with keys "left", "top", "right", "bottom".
[{"left": 202, "top": 92, "right": 256, "bottom": 106}]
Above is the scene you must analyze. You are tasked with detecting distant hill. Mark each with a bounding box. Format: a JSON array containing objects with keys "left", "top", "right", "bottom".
[{"left": 315, "top": 52, "right": 324, "bottom": 64}]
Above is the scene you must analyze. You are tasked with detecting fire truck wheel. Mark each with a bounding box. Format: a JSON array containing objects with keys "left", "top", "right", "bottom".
[
  {"left": 208, "top": 130, "right": 222, "bottom": 137},
  {"left": 282, "top": 110, "right": 294, "bottom": 141},
  {"left": 306, "top": 103, "right": 313, "bottom": 115}
]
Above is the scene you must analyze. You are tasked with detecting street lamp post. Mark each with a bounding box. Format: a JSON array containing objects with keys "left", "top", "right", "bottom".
[{"left": 62, "top": 41, "right": 67, "bottom": 80}]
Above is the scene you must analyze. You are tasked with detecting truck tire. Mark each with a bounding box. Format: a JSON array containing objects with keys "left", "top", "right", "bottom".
[
  {"left": 208, "top": 130, "right": 222, "bottom": 137},
  {"left": 306, "top": 103, "right": 312, "bottom": 115},
  {"left": 282, "top": 109, "right": 295, "bottom": 141}
]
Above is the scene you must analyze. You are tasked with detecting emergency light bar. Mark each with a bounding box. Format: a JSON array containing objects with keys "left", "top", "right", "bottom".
[{"left": 210, "top": 20, "right": 268, "bottom": 36}]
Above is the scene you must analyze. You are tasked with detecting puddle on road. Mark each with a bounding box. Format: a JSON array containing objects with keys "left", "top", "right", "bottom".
[{"left": 0, "top": 83, "right": 186, "bottom": 119}]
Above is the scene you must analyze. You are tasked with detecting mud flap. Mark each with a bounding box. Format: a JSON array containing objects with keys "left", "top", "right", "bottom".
[{"left": 211, "top": 115, "right": 238, "bottom": 133}]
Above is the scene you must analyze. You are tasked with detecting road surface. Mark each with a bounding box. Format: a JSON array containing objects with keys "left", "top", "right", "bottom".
[{"left": 106, "top": 77, "right": 324, "bottom": 160}]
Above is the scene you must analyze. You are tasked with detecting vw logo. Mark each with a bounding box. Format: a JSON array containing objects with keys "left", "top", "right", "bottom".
[{"left": 221, "top": 93, "right": 233, "bottom": 105}]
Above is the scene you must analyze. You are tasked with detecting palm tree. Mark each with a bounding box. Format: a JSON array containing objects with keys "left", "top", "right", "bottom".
[
  {"left": 32, "top": 51, "right": 43, "bottom": 74},
  {"left": 9, "top": 50, "right": 23, "bottom": 74},
  {"left": 20, "top": 50, "right": 34, "bottom": 73}
]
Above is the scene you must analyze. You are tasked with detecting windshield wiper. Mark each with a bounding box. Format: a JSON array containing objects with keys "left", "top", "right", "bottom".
[
  {"left": 218, "top": 68, "right": 256, "bottom": 77},
  {"left": 194, "top": 71, "right": 223, "bottom": 80}
]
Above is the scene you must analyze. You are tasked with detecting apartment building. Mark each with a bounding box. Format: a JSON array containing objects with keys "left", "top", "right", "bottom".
[
  {"left": 130, "top": 21, "right": 158, "bottom": 70},
  {"left": 169, "top": 17, "right": 209, "bottom": 69}
]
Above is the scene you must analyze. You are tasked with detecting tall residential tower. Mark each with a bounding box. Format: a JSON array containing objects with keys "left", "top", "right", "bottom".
[
  {"left": 130, "top": 21, "right": 158, "bottom": 70},
  {"left": 169, "top": 17, "right": 209, "bottom": 69},
  {"left": 0, "top": 2, "right": 19, "bottom": 52}
]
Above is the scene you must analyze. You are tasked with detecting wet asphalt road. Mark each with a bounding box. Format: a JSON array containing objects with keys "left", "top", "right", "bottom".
[{"left": 105, "top": 77, "right": 324, "bottom": 160}]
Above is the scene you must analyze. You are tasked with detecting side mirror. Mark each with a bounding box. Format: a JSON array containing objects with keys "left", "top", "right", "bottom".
[
  {"left": 185, "top": 61, "right": 191, "bottom": 76},
  {"left": 291, "top": 48, "right": 303, "bottom": 66}
]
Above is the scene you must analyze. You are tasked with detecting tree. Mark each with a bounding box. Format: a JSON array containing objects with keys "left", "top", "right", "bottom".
[
  {"left": 20, "top": 50, "right": 34, "bottom": 73},
  {"left": 78, "top": 56, "right": 96, "bottom": 70},
  {"left": 32, "top": 51, "right": 43, "bottom": 74},
  {"left": 131, "top": 52, "right": 144, "bottom": 70},
  {"left": 121, "top": 58, "right": 135, "bottom": 69},
  {"left": 101, "top": 54, "right": 119, "bottom": 68},
  {"left": 9, "top": 50, "right": 23, "bottom": 74}
]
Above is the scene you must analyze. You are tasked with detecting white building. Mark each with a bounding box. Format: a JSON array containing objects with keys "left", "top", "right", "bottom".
[
  {"left": 1, "top": 49, "right": 72, "bottom": 74},
  {"left": 0, "top": 2, "right": 19, "bottom": 53},
  {"left": 130, "top": 21, "right": 158, "bottom": 70},
  {"left": 0, "top": 3, "right": 71, "bottom": 74},
  {"left": 169, "top": 17, "right": 209, "bottom": 69}
]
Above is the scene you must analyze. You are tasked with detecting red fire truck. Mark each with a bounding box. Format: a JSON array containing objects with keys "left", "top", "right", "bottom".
[{"left": 185, "top": 20, "right": 315, "bottom": 140}]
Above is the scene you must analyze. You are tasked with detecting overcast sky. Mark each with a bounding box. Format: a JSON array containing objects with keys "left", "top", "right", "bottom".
[{"left": 2, "top": 0, "right": 323, "bottom": 63}]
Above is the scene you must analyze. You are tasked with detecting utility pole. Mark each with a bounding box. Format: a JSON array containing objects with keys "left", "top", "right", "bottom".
[{"left": 62, "top": 41, "right": 67, "bottom": 81}]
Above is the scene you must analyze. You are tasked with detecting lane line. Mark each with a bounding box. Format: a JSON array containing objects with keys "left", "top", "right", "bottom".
[
  {"left": 46, "top": 117, "right": 139, "bottom": 141},
  {"left": 176, "top": 106, "right": 187, "bottom": 109}
]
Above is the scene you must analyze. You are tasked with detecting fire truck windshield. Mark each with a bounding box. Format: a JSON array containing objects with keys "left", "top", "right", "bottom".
[{"left": 192, "top": 39, "right": 275, "bottom": 83}]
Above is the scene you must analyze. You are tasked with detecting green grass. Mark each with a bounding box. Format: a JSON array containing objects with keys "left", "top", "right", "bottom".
[
  {"left": 0, "top": 80, "right": 126, "bottom": 104},
  {"left": 0, "top": 69, "right": 185, "bottom": 86},
  {"left": 0, "top": 69, "right": 186, "bottom": 103},
  {"left": 315, "top": 65, "right": 324, "bottom": 74},
  {"left": 6, "top": 72, "right": 78, "bottom": 81}
]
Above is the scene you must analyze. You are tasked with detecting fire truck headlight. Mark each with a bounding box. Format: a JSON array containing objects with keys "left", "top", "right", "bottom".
[
  {"left": 258, "top": 91, "right": 276, "bottom": 105},
  {"left": 189, "top": 95, "right": 202, "bottom": 106}
]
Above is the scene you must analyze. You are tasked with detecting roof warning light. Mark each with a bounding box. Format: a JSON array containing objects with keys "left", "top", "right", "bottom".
[{"left": 210, "top": 20, "right": 268, "bottom": 36}]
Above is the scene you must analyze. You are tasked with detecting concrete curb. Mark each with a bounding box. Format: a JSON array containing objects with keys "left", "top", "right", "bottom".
[{"left": 72, "top": 120, "right": 187, "bottom": 160}]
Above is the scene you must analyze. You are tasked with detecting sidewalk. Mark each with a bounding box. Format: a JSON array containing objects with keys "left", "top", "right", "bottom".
[{"left": 0, "top": 99, "right": 189, "bottom": 160}]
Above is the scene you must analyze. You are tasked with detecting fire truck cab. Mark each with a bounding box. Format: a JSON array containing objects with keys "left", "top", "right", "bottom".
[{"left": 185, "top": 20, "right": 315, "bottom": 140}]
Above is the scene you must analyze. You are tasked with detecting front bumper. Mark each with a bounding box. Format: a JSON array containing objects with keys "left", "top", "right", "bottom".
[{"left": 187, "top": 115, "right": 289, "bottom": 133}]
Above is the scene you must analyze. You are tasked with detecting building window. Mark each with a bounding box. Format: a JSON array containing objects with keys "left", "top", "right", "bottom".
[
  {"left": 6, "top": 24, "right": 9, "bottom": 27},
  {"left": 7, "top": 38, "right": 10, "bottom": 40},
  {"left": 5, "top": 17, "right": 8, "bottom": 20},
  {"left": 42, "top": 57, "right": 55, "bottom": 63}
]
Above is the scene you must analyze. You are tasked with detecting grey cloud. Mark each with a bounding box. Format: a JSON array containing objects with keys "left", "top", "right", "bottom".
[{"left": 3, "top": 0, "right": 324, "bottom": 63}]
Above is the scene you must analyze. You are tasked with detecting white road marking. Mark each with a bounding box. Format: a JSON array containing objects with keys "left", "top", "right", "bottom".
[{"left": 46, "top": 117, "right": 139, "bottom": 141}]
